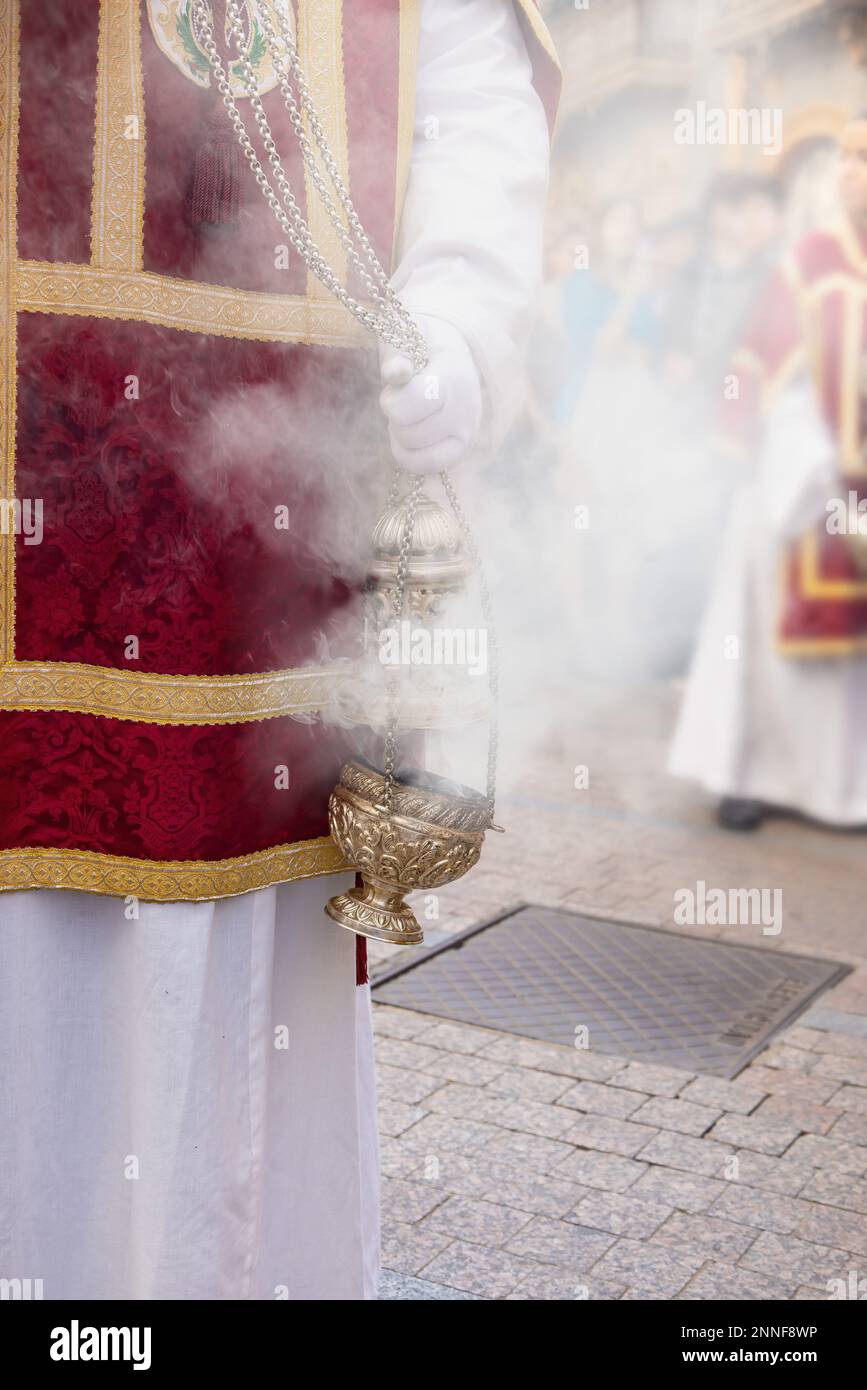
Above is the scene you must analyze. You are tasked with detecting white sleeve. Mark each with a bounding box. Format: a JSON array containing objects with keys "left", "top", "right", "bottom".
[
  {"left": 392, "top": 0, "right": 551, "bottom": 451},
  {"left": 757, "top": 376, "right": 839, "bottom": 539}
]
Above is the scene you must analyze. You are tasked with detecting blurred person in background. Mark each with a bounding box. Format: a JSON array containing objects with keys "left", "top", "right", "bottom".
[
  {"left": 556, "top": 197, "right": 660, "bottom": 422},
  {"left": 670, "top": 114, "right": 867, "bottom": 832},
  {"left": 662, "top": 173, "right": 783, "bottom": 406}
]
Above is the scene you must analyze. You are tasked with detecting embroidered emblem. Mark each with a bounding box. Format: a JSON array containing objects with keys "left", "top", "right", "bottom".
[{"left": 147, "top": 1, "right": 296, "bottom": 98}]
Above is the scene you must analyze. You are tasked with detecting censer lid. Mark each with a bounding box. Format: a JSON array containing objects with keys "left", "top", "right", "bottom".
[{"left": 368, "top": 493, "right": 472, "bottom": 586}]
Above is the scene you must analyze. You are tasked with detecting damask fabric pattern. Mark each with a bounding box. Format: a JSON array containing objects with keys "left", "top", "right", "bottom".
[{"left": 1, "top": 0, "right": 407, "bottom": 897}]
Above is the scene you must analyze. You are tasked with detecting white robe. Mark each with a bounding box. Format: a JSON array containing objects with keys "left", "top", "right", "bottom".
[
  {"left": 670, "top": 377, "right": 867, "bottom": 826},
  {"left": 0, "top": 0, "right": 550, "bottom": 1301}
]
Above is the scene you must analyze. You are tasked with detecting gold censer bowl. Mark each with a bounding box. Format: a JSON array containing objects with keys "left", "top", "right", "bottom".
[{"left": 325, "top": 760, "right": 492, "bottom": 945}]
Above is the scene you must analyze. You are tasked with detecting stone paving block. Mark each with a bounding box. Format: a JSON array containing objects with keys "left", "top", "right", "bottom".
[
  {"left": 740, "top": 1065, "right": 840, "bottom": 1105},
  {"left": 570, "top": 1190, "right": 673, "bottom": 1240},
  {"left": 630, "top": 1166, "right": 729, "bottom": 1214},
  {"left": 378, "top": 1269, "right": 481, "bottom": 1301},
  {"left": 419, "top": 1020, "right": 498, "bottom": 1055},
  {"left": 506, "top": 1265, "right": 626, "bottom": 1300},
  {"left": 792, "top": 1285, "right": 831, "bottom": 1301},
  {"left": 738, "top": 1229, "right": 850, "bottom": 1287},
  {"left": 564, "top": 1113, "right": 660, "bottom": 1158},
  {"left": 781, "top": 1027, "right": 825, "bottom": 1050},
  {"left": 678, "top": 1076, "right": 767, "bottom": 1115},
  {"left": 800, "top": 1008, "right": 867, "bottom": 1042},
  {"left": 787, "top": 1132, "right": 867, "bottom": 1176},
  {"left": 652, "top": 1211, "right": 757, "bottom": 1262},
  {"left": 632, "top": 1096, "right": 721, "bottom": 1137},
  {"left": 380, "top": 1219, "right": 454, "bottom": 1276},
  {"left": 554, "top": 1149, "right": 648, "bottom": 1193},
  {"left": 710, "top": 1182, "right": 808, "bottom": 1235},
  {"left": 420, "top": 1239, "right": 539, "bottom": 1299},
  {"left": 375, "top": 1035, "right": 452, "bottom": 1074},
  {"left": 635, "top": 1131, "right": 733, "bottom": 1177},
  {"left": 555, "top": 1080, "right": 647, "bottom": 1119},
  {"left": 707, "top": 1112, "right": 802, "bottom": 1157},
  {"left": 727, "top": 1149, "right": 816, "bottom": 1196},
  {"left": 424, "top": 1082, "right": 511, "bottom": 1127},
  {"left": 399, "top": 1111, "right": 502, "bottom": 1156},
  {"left": 376, "top": 1064, "right": 443, "bottom": 1107},
  {"left": 379, "top": 1136, "right": 431, "bottom": 1180},
  {"left": 589, "top": 1236, "right": 704, "bottom": 1299},
  {"left": 482, "top": 1127, "right": 577, "bottom": 1172},
  {"left": 377, "top": 1098, "right": 431, "bottom": 1137},
  {"left": 816, "top": 1034, "right": 867, "bottom": 1061},
  {"left": 755, "top": 1044, "right": 817, "bottom": 1073},
  {"left": 381, "top": 1177, "right": 448, "bottom": 1226},
  {"left": 814, "top": 1034, "right": 867, "bottom": 1063},
  {"left": 608, "top": 1062, "right": 693, "bottom": 1098},
  {"left": 812, "top": 1054, "right": 867, "bottom": 1087},
  {"left": 829, "top": 1111, "right": 867, "bottom": 1147},
  {"left": 407, "top": 1151, "right": 525, "bottom": 1199},
  {"left": 753, "top": 1093, "right": 840, "bottom": 1136},
  {"left": 827, "top": 1085, "right": 867, "bottom": 1115},
  {"left": 372, "top": 1005, "right": 437, "bottom": 1040},
  {"left": 485, "top": 1066, "right": 574, "bottom": 1104},
  {"left": 497, "top": 1098, "right": 581, "bottom": 1141},
  {"left": 677, "top": 1261, "right": 795, "bottom": 1301},
  {"left": 794, "top": 1203, "right": 867, "bottom": 1257},
  {"left": 487, "top": 1176, "right": 592, "bottom": 1219},
  {"left": 798, "top": 1169, "right": 867, "bottom": 1216},
  {"left": 504, "top": 1214, "right": 616, "bottom": 1270},
  {"left": 419, "top": 1195, "right": 533, "bottom": 1247},
  {"left": 478, "top": 1035, "right": 626, "bottom": 1081},
  {"left": 424, "top": 1052, "right": 507, "bottom": 1087}
]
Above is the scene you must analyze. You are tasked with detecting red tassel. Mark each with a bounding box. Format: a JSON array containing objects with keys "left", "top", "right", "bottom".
[{"left": 356, "top": 935, "right": 368, "bottom": 987}]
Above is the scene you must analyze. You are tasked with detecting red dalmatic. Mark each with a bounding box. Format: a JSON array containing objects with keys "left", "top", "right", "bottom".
[{"left": 0, "top": 0, "right": 559, "bottom": 901}]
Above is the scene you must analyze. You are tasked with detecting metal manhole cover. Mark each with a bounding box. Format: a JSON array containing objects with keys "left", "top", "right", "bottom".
[{"left": 372, "top": 906, "right": 848, "bottom": 1077}]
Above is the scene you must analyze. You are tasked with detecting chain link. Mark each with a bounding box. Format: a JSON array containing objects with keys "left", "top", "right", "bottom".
[{"left": 191, "top": 0, "right": 497, "bottom": 822}]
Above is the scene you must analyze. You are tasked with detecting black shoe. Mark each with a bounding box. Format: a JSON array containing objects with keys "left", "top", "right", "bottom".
[{"left": 718, "top": 797, "right": 765, "bottom": 832}]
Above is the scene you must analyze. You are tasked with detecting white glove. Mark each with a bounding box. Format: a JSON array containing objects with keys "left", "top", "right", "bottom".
[{"left": 379, "top": 315, "right": 484, "bottom": 474}]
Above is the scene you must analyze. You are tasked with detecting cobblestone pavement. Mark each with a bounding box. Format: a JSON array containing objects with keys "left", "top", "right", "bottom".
[{"left": 372, "top": 682, "right": 867, "bottom": 1300}]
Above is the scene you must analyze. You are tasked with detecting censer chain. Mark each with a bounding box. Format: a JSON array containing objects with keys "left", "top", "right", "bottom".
[
  {"left": 191, "top": 0, "right": 427, "bottom": 370},
  {"left": 193, "top": 0, "right": 498, "bottom": 823}
]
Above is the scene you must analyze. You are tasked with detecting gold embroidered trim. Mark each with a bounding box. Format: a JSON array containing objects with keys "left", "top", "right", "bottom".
[
  {"left": 92, "top": 0, "right": 146, "bottom": 271},
  {"left": 0, "top": 835, "right": 350, "bottom": 900},
  {"left": 0, "top": 660, "right": 340, "bottom": 723},
  {"left": 0, "top": 1, "right": 18, "bottom": 671},
  {"left": 513, "top": 0, "right": 561, "bottom": 72},
  {"left": 840, "top": 284, "right": 862, "bottom": 470},
  {"left": 298, "top": 0, "right": 349, "bottom": 300},
  {"left": 800, "top": 529, "right": 867, "bottom": 601},
  {"left": 778, "top": 634, "right": 867, "bottom": 656},
  {"left": 394, "top": 0, "right": 420, "bottom": 262},
  {"left": 16, "top": 259, "right": 365, "bottom": 345}
]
